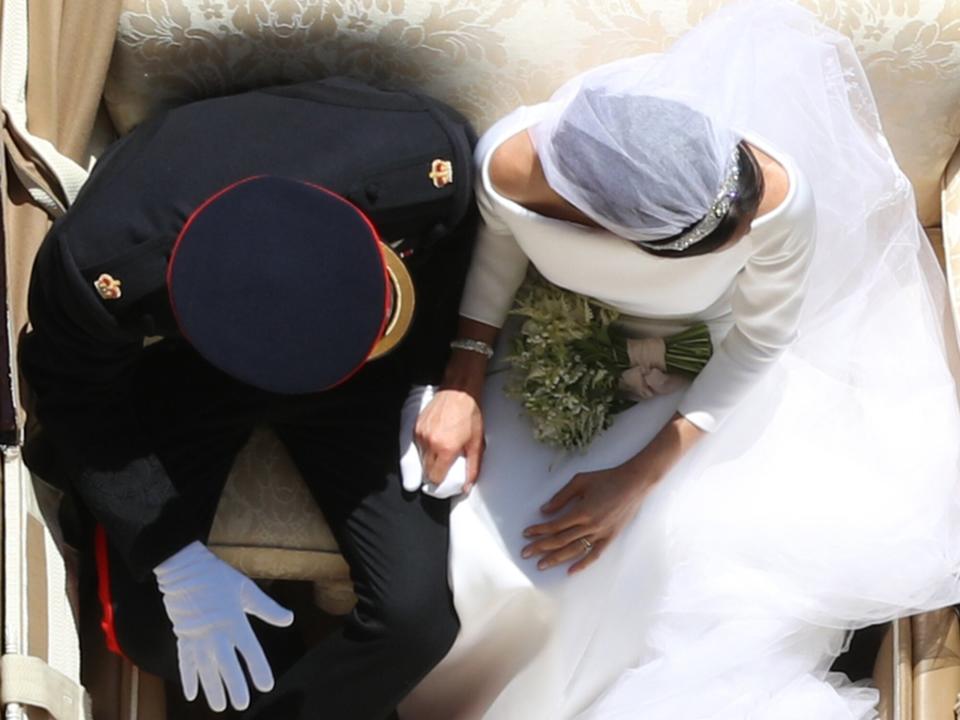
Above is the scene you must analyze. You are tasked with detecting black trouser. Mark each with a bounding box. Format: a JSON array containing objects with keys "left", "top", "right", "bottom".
[{"left": 93, "top": 344, "right": 459, "bottom": 720}]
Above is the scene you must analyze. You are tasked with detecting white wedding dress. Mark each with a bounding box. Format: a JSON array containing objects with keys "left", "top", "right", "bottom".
[{"left": 401, "top": 4, "right": 960, "bottom": 719}]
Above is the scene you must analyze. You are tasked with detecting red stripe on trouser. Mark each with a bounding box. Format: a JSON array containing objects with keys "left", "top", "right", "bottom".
[{"left": 94, "top": 524, "right": 127, "bottom": 658}]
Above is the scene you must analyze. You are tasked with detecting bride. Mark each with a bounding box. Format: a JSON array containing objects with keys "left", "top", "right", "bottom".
[{"left": 401, "top": 3, "right": 960, "bottom": 718}]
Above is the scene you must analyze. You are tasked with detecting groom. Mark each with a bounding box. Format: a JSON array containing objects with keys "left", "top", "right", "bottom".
[{"left": 20, "top": 78, "right": 476, "bottom": 718}]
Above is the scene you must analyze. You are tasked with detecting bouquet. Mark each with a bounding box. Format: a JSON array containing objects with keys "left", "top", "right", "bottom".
[{"left": 505, "top": 274, "right": 713, "bottom": 451}]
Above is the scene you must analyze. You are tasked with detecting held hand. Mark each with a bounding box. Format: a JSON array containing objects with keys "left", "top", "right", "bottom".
[
  {"left": 399, "top": 386, "right": 468, "bottom": 498},
  {"left": 522, "top": 460, "right": 658, "bottom": 574},
  {"left": 154, "top": 542, "right": 295, "bottom": 712},
  {"left": 414, "top": 388, "right": 485, "bottom": 491}
]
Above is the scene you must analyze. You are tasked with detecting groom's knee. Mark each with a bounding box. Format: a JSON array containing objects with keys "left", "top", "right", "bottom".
[
  {"left": 388, "top": 590, "right": 459, "bottom": 668},
  {"left": 359, "top": 586, "right": 460, "bottom": 671}
]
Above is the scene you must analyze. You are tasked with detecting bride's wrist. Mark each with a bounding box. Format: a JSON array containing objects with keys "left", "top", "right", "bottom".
[
  {"left": 624, "top": 413, "right": 705, "bottom": 488},
  {"left": 623, "top": 455, "right": 666, "bottom": 491},
  {"left": 622, "top": 436, "right": 678, "bottom": 489},
  {"left": 440, "top": 351, "right": 487, "bottom": 401},
  {"left": 442, "top": 317, "right": 498, "bottom": 402}
]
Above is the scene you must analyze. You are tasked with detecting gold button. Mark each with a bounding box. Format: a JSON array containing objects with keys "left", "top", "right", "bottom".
[
  {"left": 94, "top": 273, "right": 123, "bottom": 300},
  {"left": 428, "top": 159, "right": 453, "bottom": 188}
]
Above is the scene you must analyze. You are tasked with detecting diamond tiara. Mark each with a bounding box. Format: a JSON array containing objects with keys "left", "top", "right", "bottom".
[{"left": 638, "top": 148, "right": 741, "bottom": 253}]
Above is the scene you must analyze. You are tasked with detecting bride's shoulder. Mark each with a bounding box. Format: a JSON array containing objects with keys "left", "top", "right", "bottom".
[
  {"left": 743, "top": 136, "right": 815, "bottom": 236},
  {"left": 747, "top": 162, "right": 816, "bottom": 265},
  {"left": 749, "top": 144, "right": 790, "bottom": 219},
  {"left": 476, "top": 105, "right": 547, "bottom": 172},
  {"left": 488, "top": 132, "right": 535, "bottom": 202}
]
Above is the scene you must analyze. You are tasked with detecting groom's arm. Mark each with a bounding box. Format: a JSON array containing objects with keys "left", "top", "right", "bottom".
[
  {"left": 21, "top": 229, "right": 209, "bottom": 579},
  {"left": 393, "top": 205, "right": 480, "bottom": 387}
]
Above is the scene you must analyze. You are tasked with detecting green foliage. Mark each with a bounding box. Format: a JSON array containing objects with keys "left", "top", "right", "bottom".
[
  {"left": 663, "top": 323, "right": 713, "bottom": 376},
  {"left": 505, "top": 273, "right": 713, "bottom": 452},
  {"left": 505, "top": 275, "right": 627, "bottom": 452}
]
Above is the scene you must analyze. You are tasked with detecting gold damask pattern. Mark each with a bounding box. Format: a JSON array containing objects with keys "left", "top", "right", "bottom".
[
  {"left": 205, "top": 425, "right": 354, "bottom": 593},
  {"left": 207, "top": 425, "right": 338, "bottom": 551},
  {"left": 107, "top": 0, "right": 960, "bottom": 226}
]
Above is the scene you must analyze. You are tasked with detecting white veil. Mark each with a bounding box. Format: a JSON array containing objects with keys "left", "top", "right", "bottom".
[
  {"left": 555, "top": 4, "right": 960, "bottom": 715},
  {"left": 531, "top": 91, "right": 741, "bottom": 244},
  {"left": 529, "top": 0, "right": 945, "bottom": 341},
  {"left": 563, "top": 0, "right": 960, "bottom": 644}
]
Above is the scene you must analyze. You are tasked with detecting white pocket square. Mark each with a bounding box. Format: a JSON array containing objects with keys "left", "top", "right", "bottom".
[{"left": 399, "top": 385, "right": 467, "bottom": 499}]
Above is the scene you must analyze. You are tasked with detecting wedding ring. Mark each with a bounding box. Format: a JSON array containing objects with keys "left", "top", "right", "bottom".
[{"left": 579, "top": 537, "right": 594, "bottom": 553}]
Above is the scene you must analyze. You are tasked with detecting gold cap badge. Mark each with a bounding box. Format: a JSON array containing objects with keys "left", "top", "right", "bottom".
[
  {"left": 429, "top": 159, "right": 454, "bottom": 189},
  {"left": 367, "top": 242, "right": 415, "bottom": 361},
  {"left": 94, "top": 273, "right": 123, "bottom": 300}
]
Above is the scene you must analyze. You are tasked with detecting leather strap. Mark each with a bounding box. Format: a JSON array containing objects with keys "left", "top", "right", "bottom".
[
  {"left": 0, "top": 0, "right": 89, "bottom": 214},
  {"left": 0, "top": 654, "right": 93, "bottom": 720}
]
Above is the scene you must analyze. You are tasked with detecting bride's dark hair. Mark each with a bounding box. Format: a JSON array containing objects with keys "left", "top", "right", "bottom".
[{"left": 641, "top": 141, "right": 765, "bottom": 258}]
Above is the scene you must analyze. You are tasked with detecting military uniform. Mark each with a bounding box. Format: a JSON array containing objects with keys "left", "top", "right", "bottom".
[{"left": 20, "top": 78, "right": 477, "bottom": 719}]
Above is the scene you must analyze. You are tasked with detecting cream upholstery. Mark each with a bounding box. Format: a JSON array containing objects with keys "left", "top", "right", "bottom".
[
  {"left": 106, "top": 0, "right": 960, "bottom": 225},
  {"left": 944, "top": 146, "right": 960, "bottom": 339},
  {"left": 102, "top": 0, "right": 960, "bottom": 614},
  {"left": 206, "top": 427, "right": 356, "bottom": 613}
]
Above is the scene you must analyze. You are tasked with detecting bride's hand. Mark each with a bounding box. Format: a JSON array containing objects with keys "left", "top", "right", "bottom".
[
  {"left": 521, "top": 460, "right": 657, "bottom": 574},
  {"left": 414, "top": 388, "right": 485, "bottom": 491},
  {"left": 522, "top": 414, "right": 704, "bottom": 573}
]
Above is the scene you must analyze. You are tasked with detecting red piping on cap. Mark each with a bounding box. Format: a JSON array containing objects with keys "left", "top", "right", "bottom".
[{"left": 167, "top": 176, "right": 389, "bottom": 393}]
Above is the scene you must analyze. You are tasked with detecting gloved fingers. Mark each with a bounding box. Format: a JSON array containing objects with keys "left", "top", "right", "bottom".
[
  {"left": 399, "top": 385, "right": 428, "bottom": 452},
  {"left": 177, "top": 640, "right": 200, "bottom": 702},
  {"left": 213, "top": 636, "right": 250, "bottom": 711},
  {"left": 235, "top": 623, "right": 276, "bottom": 693},
  {"left": 240, "top": 580, "right": 295, "bottom": 628},
  {"left": 399, "top": 385, "right": 430, "bottom": 493},
  {"left": 400, "top": 443, "right": 424, "bottom": 493},
  {"left": 197, "top": 647, "right": 228, "bottom": 712}
]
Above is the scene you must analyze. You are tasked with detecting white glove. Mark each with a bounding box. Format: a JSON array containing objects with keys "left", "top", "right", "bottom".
[
  {"left": 154, "top": 541, "right": 295, "bottom": 712},
  {"left": 399, "top": 385, "right": 468, "bottom": 499}
]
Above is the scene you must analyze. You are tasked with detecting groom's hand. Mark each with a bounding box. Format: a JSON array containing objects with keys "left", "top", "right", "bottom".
[
  {"left": 414, "top": 388, "right": 485, "bottom": 491},
  {"left": 154, "top": 541, "right": 295, "bottom": 711}
]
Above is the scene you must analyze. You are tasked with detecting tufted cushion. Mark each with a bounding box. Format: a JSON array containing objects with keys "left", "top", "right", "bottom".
[
  {"left": 205, "top": 425, "right": 355, "bottom": 611},
  {"left": 107, "top": 0, "right": 960, "bottom": 226}
]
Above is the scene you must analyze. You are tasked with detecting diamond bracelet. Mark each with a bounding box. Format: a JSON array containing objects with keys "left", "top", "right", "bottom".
[{"left": 450, "top": 338, "right": 495, "bottom": 359}]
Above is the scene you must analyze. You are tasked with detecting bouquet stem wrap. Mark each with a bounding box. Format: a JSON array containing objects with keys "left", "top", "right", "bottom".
[{"left": 506, "top": 275, "right": 712, "bottom": 451}]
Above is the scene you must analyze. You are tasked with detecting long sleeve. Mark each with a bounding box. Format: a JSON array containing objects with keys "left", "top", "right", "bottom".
[
  {"left": 21, "top": 231, "right": 206, "bottom": 579},
  {"left": 678, "top": 177, "right": 816, "bottom": 431},
  {"left": 457, "top": 109, "right": 542, "bottom": 328},
  {"left": 458, "top": 179, "right": 529, "bottom": 328}
]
